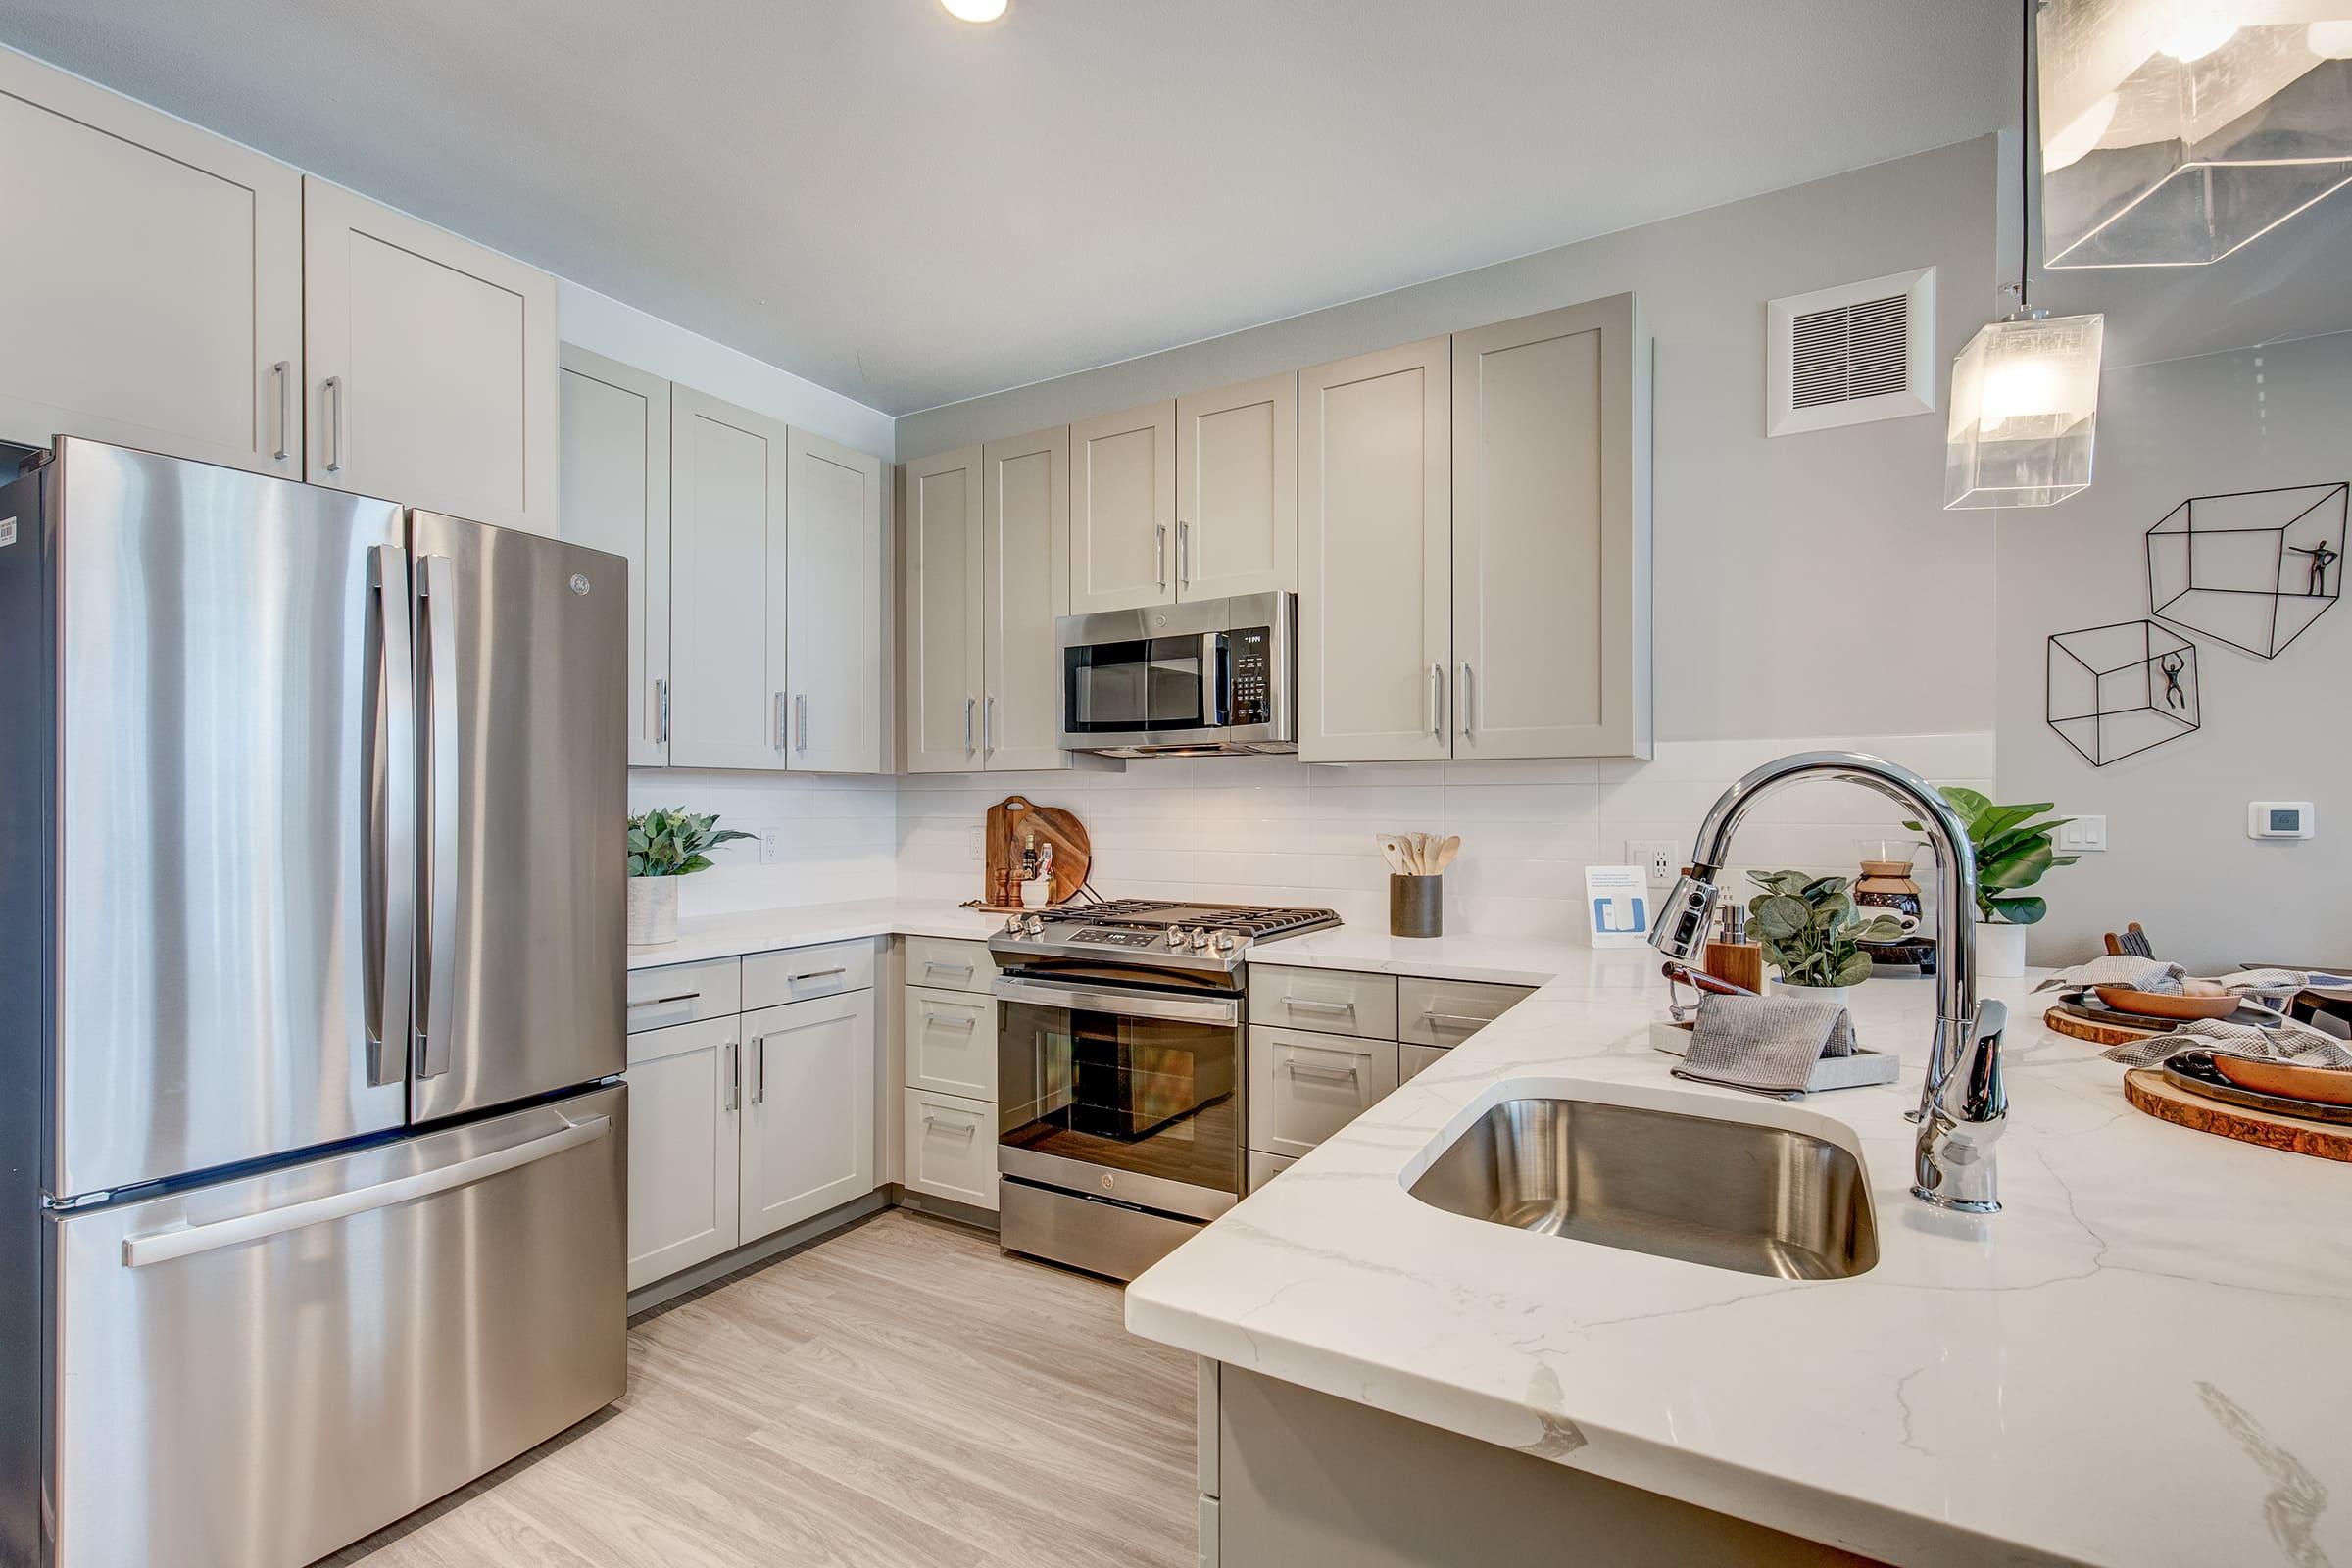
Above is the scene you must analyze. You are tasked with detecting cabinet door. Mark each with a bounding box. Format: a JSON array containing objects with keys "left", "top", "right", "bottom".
[
  {"left": 1452, "top": 296, "right": 1650, "bottom": 760},
  {"left": 1068, "top": 401, "right": 1175, "bottom": 614},
  {"left": 738, "top": 991, "right": 876, "bottom": 1243},
  {"left": 1177, "top": 372, "right": 1297, "bottom": 602},
  {"left": 983, "top": 425, "right": 1074, "bottom": 771},
  {"left": 302, "top": 177, "right": 559, "bottom": 533},
  {"left": 624, "top": 1015, "right": 740, "bottom": 1291},
  {"left": 669, "top": 385, "right": 789, "bottom": 769},
  {"left": 0, "top": 47, "right": 303, "bottom": 474},
  {"left": 1298, "top": 338, "right": 1453, "bottom": 762},
  {"left": 906, "top": 985, "right": 997, "bottom": 1101},
  {"left": 560, "top": 346, "right": 671, "bottom": 767},
  {"left": 903, "top": 447, "right": 985, "bottom": 774},
  {"left": 786, "top": 428, "right": 884, "bottom": 773}
]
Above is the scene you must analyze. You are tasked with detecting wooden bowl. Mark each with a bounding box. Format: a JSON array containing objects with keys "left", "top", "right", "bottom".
[
  {"left": 2093, "top": 985, "right": 2239, "bottom": 1021},
  {"left": 2212, "top": 1054, "right": 2352, "bottom": 1107}
]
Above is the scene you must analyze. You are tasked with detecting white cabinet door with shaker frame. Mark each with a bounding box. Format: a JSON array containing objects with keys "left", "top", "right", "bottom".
[
  {"left": 1176, "top": 372, "right": 1298, "bottom": 602},
  {"left": 982, "top": 425, "right": 1074, "bottom": 771},
  {"left": 903, "top": 446, "right": 986, "bottom": 774},
  {"left": 1298, "top": 337, "right": 1454, "bottom": 763},
  {"left": 301, "top": 177, "right": 559, "bottom": 534},
  {"left": 786, "top": 428, "right": 885, "bottom": 774},
  {"left": 1068, "top": 400, "right": 1176, "bottom": 614},
  {"left": 737, "top": 991, "right": 876, "bottom": 1244},
  {"left": 0, "top": 46, "right": 304, "bottom": 476},
  {"left": 560, "top": 345, "right": 672, "bottom": 768},
  {"left": 1452, "top": 295, "right": 1651, "bottom": 760},
  {"left": 669, "top": 385, "right": 790, "bottom": 770},
  {"left": 623, "top": 1014, "right": 741, "bottom": 1291}
]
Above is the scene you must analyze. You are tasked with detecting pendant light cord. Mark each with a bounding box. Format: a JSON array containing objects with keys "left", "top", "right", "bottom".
[{"left": 2018, "top": 0, "right": 2033, "bottom": 312}]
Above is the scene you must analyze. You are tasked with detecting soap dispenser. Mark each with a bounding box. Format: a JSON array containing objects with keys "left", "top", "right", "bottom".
[{"left": 1703, "top": 904, "right": 1766, "bottom": 994}]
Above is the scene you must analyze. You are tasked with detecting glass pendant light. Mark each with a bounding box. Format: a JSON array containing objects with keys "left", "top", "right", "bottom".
[
  {"left": 2039, "top": 0, "right": 2352, "bottom": 268},
  {"left": 1946, "top": 1, "right": 2108, "bottom": 511}
]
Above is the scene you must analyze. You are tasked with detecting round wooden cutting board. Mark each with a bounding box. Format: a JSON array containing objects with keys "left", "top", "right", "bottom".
[
  {"left": 2124, "top": 1067, "right": 2352, "bottom": 1164},
  {"left": 2044, "top": 1005, "right": 2169, "bottom": 1049},
  {"left": 979, "top": 795, "right": 1091, "bottom": 908}
]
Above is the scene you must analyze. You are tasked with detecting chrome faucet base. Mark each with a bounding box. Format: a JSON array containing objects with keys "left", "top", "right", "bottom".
[{"left": 1911, "top": 1188, "right": 2001, "bottom": 1215}]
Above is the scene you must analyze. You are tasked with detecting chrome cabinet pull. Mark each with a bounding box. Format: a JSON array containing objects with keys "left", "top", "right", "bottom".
[
  {"left": 1155, "top": 522, "right": 1168, "bottom": 589},
  {"left": 1421, "top": 1011, "right": 1493, "bottom": 1031},
  {"left": 789, "top": 966, "right": 847, "bottom": 983},
  {"left": 416, "top": 555, "right": 460, "bottom": 1080},
  {"left": 1283, "top": 997, "right": 1355, "bottom": 1015},
  {"left": 270, "top": 361, "right": 292, "bottom": 462},
  {"left": 751, "top": 1034, "right": 768, "bottom": 1104},
  {"left": 1177, "top": 519, "right": 1191, "bottom": 589},
  {"left": 796, "top": 693, "right": 808, "bottom": 753},
  {"left": 983, "top": 695, "right": 995, "bottom": 753},
  {"left": 365, "top": 545, "right": 415, "bottom": 1087},
  {"left": 628, "top": 991, "right": 701, "bottom": 1009},
  {"left": 1284, "top": 1058, "right": 1363, "bottom": 1082},
  {"left": 922, "top": 959, "right": 974, "bottom": 978},
  {"left": 925, "top": 1009, "right": 978, "bottom": 1031},
  {"left": 323, "top": 375, "right": 345, "bottom": 473},
  {"left": 1429, "top": 663, "right": 1444, "bottom": 739},
  {"left": 1459, "top": 662, "right": 1475, "bottom": 741},
  {"left": 922, "top": 1114, "right": 978, "bottom": 1137},
  {"left": 774, "top": 692, "right": 787, "bottom": 750},
  {"left": 655, "top": 676, "right": 670, "bottom": 745},
  {"left": 964, "top": 695, "right": 976, "bottom": 755},
  {"left": 724, "top": 1039, "right": 740, "bottom": 1111}
]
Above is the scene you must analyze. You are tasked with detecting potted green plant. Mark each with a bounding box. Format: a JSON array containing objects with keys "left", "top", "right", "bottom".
[
  {"left": 626, "top": 808, "right": 754, "bottom": 947},
  {"left": 1745, "top": 870, "right": 1911, "bottom": 1004},
  {"left": 1902, "top": 788, "right": 2078, "bottom": 979}
]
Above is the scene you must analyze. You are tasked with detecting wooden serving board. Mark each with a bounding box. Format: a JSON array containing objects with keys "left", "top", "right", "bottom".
[
  {"left": 2124, "top": 1067, "right": 2352, "bottom": 1164},
  {"left": 981, "top": 796, "right": 1090, "bottom": 907},
  {"left": 2044, "top": 1005, "right": 2169, "bottom": 1049}
]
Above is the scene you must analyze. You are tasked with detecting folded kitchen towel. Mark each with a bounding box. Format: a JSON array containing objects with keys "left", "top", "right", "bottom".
[
  {"left": 2101, "top": 1016, "right": 2352, "bottom": 1071},
  {"left": 1673, "top": 994, "right": 1855, "bottom": 1099},
  {"left": 2034, "top": 955, "right": 2186, "bottom": 995}
]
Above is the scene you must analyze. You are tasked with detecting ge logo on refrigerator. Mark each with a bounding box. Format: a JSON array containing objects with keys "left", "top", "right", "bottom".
[{"left": 569, "top": 573, "right": 591, "bottom": 596}]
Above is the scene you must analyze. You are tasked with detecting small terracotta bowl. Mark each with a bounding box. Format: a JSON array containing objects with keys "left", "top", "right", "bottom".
[
  {"left": 2212, "top": 1055, "right": 2352, "bottom": 1107},
  {"left": 2093, "top": 985, "right": 2239, "bottom": 1021}
]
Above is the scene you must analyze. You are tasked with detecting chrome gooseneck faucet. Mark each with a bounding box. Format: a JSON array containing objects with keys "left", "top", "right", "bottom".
[{"left": 1647, "top": 751, "right": 2009, "bottom": 1213}]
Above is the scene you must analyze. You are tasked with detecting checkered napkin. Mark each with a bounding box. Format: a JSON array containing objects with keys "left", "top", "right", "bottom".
[
  {"left": 1672, "top": 994, "right": 1854, "bottom": 1099},
  {"left": 2033, "top": 956, "right": 2186, "bottom": 994},
  {"left": 2101, "top": 1016, "right": 2352, "bottom": 1070}
]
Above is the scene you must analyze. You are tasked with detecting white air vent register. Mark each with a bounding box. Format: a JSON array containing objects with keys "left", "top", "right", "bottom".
[{"left": 1766, "top": 268, "right": 1936, "bottom": 437}]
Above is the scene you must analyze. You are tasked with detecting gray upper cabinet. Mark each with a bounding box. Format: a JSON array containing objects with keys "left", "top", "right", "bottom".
[
  {"left": 669, "top": 386, "right": 790, "bottom": 770},
  {"left": 0, "top": 46, "right": 303, "bottom": 476},
  {"left": 1176, "top": 372, "right": 1298, "bottom": 601},
  {"left": 1451, "top": 296, "right": 1651, "bottom": 760},
  {"left": 982, "top": 426, "right": 1074, "bottom": 770},
  {"left": 1068, "top": 400, "right": 1176, "bottom": 614},
  {"left": 903, "top": 447, "right": 986, "bottom": 773},
  {"left": 787, "top": 428, "right": 885, "bottom": 773},
  {"left": 560, "top": 346, "right": 672, "bottom": 768},
  {"left": 1298, "top": 337, "right": 1454, "bottom": 763}
]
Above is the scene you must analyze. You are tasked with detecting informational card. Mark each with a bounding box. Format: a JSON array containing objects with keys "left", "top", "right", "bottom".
[{"left": 1585, "top": 865, "right": 1651, "bottom": 949}]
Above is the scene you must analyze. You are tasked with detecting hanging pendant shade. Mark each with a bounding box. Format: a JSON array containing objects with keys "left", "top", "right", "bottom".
[{"left": 1944, "top": 312, "right": 2107, "bottom": 509}]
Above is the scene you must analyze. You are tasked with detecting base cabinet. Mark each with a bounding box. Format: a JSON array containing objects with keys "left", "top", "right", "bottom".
[
  {"left": 898, "top": 937, "right": 1001, "bottom": 1212},
  {"left": 904, "top": 1089, "right": 996, "bottom": 1208},
  {"left": 740, "top": 990, "right": 878, "bottom": 1243},
  {"left": 624, "top": 1014, "right": 741, "bottom": 1291}
]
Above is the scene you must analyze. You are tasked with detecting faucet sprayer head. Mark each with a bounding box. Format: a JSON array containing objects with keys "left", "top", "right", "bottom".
[{"left": 1649, "top": 872, "right": 1722, "bottom": 961}]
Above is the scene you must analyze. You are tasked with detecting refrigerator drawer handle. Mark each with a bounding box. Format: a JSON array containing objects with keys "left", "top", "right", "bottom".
[{"left": 121, "top": 1115, "right": 612, "bottom": 1269}]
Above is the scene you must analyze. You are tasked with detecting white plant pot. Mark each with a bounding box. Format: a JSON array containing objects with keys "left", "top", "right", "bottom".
[
  {"left": 1976, "top": 920, "right": 2028, "bottom": 979},
  {"left": 1777, "top": 982, "right": 1852, "bottom": 1010},
  {"left": 627, "top": 876, "right": 680, "bottom": 947}
]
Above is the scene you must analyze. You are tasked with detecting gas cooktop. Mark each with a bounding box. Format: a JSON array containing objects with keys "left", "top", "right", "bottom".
[{"left": 987, "top": 898, "right": 1342, "bottom": 974}]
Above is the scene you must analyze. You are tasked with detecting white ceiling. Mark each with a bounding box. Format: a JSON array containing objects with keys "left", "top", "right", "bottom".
[{"left": 0, "top": 0, "right": 2009, "bottom": 416}]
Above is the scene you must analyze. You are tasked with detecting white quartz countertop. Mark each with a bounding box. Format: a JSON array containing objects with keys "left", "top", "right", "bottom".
[
  {"left": 1125, "top": 949, "right": 2352, "bottom": 1568},
  {"left": 625, "top": 899, "right": 1006, "bottom": 969}
]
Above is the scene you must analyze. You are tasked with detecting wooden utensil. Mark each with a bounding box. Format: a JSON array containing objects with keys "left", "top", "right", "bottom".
[
  {"left": 2093, "top": 985, "right": 2239, "bottom": 1021},
  {"left": 2211, "top": 1054, "right": 2352, "bottom": 1107},
  {"left": 1433, "top": 834, "right": 1461, "bottom": 873},
  {"left": 1377, "top": 835, "right": 1409, "bottom": 874}
]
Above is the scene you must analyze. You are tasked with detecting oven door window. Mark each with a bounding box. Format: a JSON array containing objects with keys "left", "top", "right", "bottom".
[
  {"left": 1064, "top": 636, "right": 1210, "bottom": 733},
  {"left": 998, "top": 999, "right": 1239, "bottom": 1194}
]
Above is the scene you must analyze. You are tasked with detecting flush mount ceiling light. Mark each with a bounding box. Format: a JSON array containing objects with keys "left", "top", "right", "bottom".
[
  {"left": 1946, "top": 0, "right": 2107, "bottom": 510},
  {"left": 940, "top": 0, "right": 1008, "bottom": 21},
  {"left": 2038, "top": 0, "right": 2352, "bottom": 267}
]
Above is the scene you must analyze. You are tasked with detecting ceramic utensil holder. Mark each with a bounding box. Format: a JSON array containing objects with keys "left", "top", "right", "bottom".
[{"left": 1391, "top": 873, "right": 1442, "bottom": 938}]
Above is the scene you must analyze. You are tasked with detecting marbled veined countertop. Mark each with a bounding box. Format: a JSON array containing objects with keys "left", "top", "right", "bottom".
[
  {"left": 1126, "top": 949, "right": 2352, "bottom": 1568},
  {"left": 624, "top": 899, "right": 1005, "bottom": 969}
]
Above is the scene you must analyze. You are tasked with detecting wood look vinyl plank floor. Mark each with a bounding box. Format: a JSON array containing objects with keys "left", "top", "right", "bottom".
[{"left": 319, "top": 1211, "right": 1196, "bottom": 1568}]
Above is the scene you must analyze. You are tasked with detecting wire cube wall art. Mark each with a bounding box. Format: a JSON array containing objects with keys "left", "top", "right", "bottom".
[
  {"left": 2047, "top": 620, "right": 2200, "bottom": 768},
  {"left": 2146, "top": 482, "right": 2346, "bottom": 660}
]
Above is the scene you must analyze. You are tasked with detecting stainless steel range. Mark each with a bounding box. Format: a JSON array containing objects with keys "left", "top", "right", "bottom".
[{"left": 989, "top": 900, "right": 1340, "bottom": 1279}]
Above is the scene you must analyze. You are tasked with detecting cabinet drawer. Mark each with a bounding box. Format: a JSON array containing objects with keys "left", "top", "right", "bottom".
[
  {"left": 904, "top": 1089, "right": 997, "bottom": 1210},
  {"left": 1246, "top": 1150, "right": 1298, "bottom": 1193},
  {"left": 1248, "top": 966, "right": 1398, "bottom": 1040},
  {"left": 742, "top": 938, "right": 876, "bottom": 1009},
  {"left": 1399, "top": 1043, "right": 1449, "bottom": 1084},
  {"left": 906, "top": 985, "right": 997, "bottom": 1100},
  {"left": 905, "top": 935, "right": 1000, "bottom": 995},
  {"left": 1248, "top": 1026, "right": 1399, "bottom": 1159},
  {"left": 626, "top": 957, "right": 741, "bottom": 1034},
  {"left": 1397, "top": 977, "right": 1534, "bottom": 1047}
]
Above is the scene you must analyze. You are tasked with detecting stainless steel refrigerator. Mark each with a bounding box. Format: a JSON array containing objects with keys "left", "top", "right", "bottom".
[{"left": 0, "top": 438, "right": 629, "bottom": 1568}]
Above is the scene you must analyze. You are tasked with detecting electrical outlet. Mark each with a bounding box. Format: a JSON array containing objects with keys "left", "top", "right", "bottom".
[
  {"left": 2055, "top": 815, "right": 2107, "bottom": 853},
  {"left": 967, "top": 825, "right": 985, "bottom": 862},
  {"left": 1626, "top": 840, "right": 1680, "bottom": 890},
  {"left": 759, "top": 829, "right": 782, "bottom": 865}
]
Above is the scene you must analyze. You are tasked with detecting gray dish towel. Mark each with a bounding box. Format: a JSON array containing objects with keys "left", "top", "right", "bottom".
[{"left": 1673, "top": 994, "right": 1855, "bottom": 1099}]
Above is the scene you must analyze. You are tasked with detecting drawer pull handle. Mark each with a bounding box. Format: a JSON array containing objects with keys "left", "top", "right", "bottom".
[
  {"left": 1421, "top": 1012, "right": 1493, "bottom": 1030},
  {"left": 927, "top": 1013, "right": 979, "bottom": 1030},
  {"left": 630, "top": 991, "right": 701, "bottom": 1008},
  {"left": 1283, "top": 998, "right": 1356, "bottom": 1015},
  {"left": 789, "top": 967, "right": 848, "bottom": 982},
  {"left": 923, "top": 1115, "right": 979, "bottom": 1137},
  {"left": 923, "top": 960, "right": 975, "bottom": 976},
  {"left": 1284, "top": 1059, "right": 1362, "bottom": 1081}
]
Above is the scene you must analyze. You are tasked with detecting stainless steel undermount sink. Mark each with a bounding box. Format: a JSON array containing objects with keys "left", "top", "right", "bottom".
[{"left": 1407, "top": 1097, "right": 1879, "bottom": 1280}]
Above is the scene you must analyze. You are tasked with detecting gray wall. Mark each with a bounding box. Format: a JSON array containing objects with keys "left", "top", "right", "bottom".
[{"left": 899, "top": 139, "right": 2003, "bottom": 746}]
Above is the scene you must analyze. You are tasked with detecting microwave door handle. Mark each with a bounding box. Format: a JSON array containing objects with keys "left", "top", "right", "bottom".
[
  {"left": 1201, "top": 632, "right": 1227, "bottom": 726},
  {"left": 367, "top": 545, "right": 416, "bottom": 1086},
  {"left": 416, "top": 554, "right": 460, "bottom": 1079}
]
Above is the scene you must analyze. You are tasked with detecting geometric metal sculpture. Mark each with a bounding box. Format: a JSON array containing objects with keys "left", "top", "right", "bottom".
[
  {"left": 2048, "top": 619, "right": 2200, "bottom": 767},
  {"left": 2147, "top": 482, "right": 2346, "bottom": 659}
]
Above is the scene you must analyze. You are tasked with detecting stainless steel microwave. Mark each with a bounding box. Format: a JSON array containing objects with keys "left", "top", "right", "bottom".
[{"left": 1055, "top": 591, "right": 1296, "bottom": 758}]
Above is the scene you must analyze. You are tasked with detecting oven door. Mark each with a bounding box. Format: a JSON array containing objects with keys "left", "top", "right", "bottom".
[{"left": 994, "top": 975, "right": 1243, "bottom": 1221}]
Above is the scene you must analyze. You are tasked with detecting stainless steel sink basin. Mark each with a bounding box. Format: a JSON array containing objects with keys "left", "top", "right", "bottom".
[{"left": 1407, "top": 1097, "right": 1878, "bottom": 1280}]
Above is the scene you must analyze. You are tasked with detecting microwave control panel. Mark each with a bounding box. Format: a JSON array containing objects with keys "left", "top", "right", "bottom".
[{"left": 1229, "top": 627, "right": 1272, "bottom": 725}]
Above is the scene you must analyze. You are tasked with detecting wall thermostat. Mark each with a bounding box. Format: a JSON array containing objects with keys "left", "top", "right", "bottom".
[{"left": 2248, "top": 802, "right": 2315, "bottom": 840}]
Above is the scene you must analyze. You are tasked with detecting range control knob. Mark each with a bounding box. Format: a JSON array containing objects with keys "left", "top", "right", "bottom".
[
  {"left": 1006, "top": 914, "right": 1028, "bottom": 935},
  {"left": 1023, "top": 914, "right": 1046, "bottom": 936},
  {"left": 1212, "top": 930, "right": 1240, "bottom": 954},
  {"left": 1189, "top": 927, "right": 1212, "bottom": 951},
  {"left": 1166, "top": 924, "right": 1187, "bottom": 947}
]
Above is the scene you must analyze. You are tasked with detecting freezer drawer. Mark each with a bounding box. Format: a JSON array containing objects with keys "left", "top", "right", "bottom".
[{"left": 48, "top": 1084, "right": 627, "bottom": 1568}]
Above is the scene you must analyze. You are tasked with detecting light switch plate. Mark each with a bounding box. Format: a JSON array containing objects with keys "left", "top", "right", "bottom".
[{"left": 2056, "top": 815, "right": 2107, "bottom": 853}]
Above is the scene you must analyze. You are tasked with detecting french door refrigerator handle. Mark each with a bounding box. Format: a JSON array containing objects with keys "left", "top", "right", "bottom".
[
  {"left": 120, "top": 1114, "right": 612, "bottom": 1268},
  {"left": 367, "top": 545, "right": 416, "bottom": 1087},
  {"left": 416, "top": 553, "right": 460, "bottom": 1079}
]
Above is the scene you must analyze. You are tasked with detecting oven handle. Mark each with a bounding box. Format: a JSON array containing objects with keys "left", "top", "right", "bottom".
[{"left": 992, "top": 976, "right": 1239, "bottom": 1027}]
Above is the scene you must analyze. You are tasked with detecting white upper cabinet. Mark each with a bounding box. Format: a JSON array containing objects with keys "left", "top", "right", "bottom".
[
  {"left": 982, "top": 426, "right": 1073, "bottom": 771},
  {"left": 786, "top": 428, "right": 885, "bottom": 774},
  {"left": 302, "top": 176, "right": 559, "bottom": 534},
  {"left": 669, "top": 386, "right": 789, "bottom": 770},
  {"left": 1298, "top": 338, "right": 1454, "bottom": 763},
  {"left": 1068, "top": 401, "right": 1176, "bottom": 614},
  {"left": 903, "top": 447, "right": 985, "bottom": 774},
  {"left": 0, "top": 46, "right": 303, "bottom": 474},
  {"left": 560, "top": 346, "right": 671, "bottom": 768},
  {"left": 1452, "top": 296, "right": 1650, "bottom": 760},
  {"left": 1176, "top": 372, "right": 1298, "bottom": 601}
]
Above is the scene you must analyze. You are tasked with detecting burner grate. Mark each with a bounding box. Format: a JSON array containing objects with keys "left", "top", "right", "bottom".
[{"left": 1042, "top": 898, "right": 1341, "bottom": 942}]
